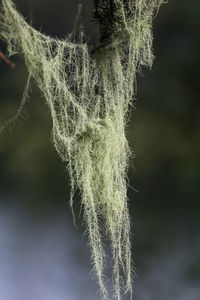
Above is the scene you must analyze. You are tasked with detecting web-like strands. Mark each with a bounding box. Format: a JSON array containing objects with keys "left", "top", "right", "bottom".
[{"left": 0, "top": 0, "right": 164, "bottom": 299}]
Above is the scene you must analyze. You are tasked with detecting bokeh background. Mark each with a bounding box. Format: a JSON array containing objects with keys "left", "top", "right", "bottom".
[{"left": 0, "top": 1, "right": 199, "bottom": 299}]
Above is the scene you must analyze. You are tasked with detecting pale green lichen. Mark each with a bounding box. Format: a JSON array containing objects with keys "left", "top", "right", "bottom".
[{"left": 0, "top": 0, "right": 165, "bottom": 299}]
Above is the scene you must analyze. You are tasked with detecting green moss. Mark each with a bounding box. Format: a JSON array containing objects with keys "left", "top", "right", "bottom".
[{"left": 0, "top": 0, "right": 165, "bottom": 299}]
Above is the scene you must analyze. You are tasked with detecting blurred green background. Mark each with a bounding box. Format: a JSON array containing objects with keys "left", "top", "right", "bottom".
[{"left": 0, "top": 1, "right": 199, "bottom": 299}]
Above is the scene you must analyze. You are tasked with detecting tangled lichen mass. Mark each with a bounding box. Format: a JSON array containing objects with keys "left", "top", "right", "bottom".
[{"left": 0, "top": 0, "right": 165, "bottom": 299}]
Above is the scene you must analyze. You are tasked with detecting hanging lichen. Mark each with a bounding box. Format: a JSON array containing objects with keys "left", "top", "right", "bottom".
[{"left": 0, "top": 0, "right": 165, "bottom": 299}]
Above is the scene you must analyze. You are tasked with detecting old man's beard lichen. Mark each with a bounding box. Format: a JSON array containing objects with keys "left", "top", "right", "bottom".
[{"left": 0, "top": 0, "right": 165, "bottom": 299}]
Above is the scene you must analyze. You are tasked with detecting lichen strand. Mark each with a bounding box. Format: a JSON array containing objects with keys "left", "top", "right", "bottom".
[{"left": 0, "top": 0, "right": 165, "bottom": 299}]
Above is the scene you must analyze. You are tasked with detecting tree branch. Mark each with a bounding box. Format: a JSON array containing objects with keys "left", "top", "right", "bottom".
[{"left": 0, "top": 51, "right": 15, "bottom": 68}]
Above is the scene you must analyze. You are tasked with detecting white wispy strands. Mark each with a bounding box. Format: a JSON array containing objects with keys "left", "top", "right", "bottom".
[{"left": 0, "top": 0, "right": 165, "bottom": 299}]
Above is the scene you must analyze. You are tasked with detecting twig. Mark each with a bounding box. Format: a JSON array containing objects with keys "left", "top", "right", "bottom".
[{"left": 0, "top": 51, "right": 15, "bottom": 68}]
